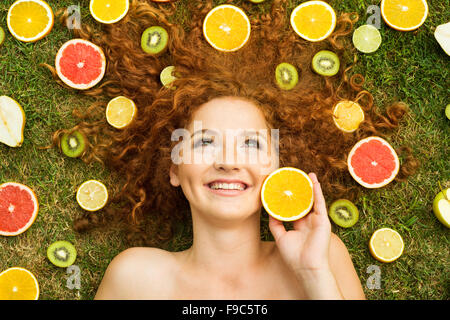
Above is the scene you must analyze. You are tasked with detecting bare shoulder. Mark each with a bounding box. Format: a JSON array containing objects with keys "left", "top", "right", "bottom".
[
  {"left": 328, "top": 232, "right": 366, "bottom": 300},
  {"left": 94, "top": 247, "right": 176, "bottom": 300}
]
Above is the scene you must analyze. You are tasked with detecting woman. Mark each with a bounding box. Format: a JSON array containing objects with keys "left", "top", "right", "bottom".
[
  {"left": 94, "top": 95, "right": 366, "bottom": 299},
  {"left": 48, "top": 0, "right": 416, "bottom": 299}
]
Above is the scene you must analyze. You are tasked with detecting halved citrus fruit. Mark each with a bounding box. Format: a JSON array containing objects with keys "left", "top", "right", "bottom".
[
  {"left": 203, "top": 4, "right": 251, "bottom": 52},
  {"left": 106, "top": 96, "right": 137, "bottom": 129},
  {"left": 352, "top": 24, "right": 382, "bottom": 53},
  {"left": 290, "top": 1, "right": 336, "bottom": 42},
  {"left": 90, "top": 0, "right": 129, "bottom": 24},
  {"left": 261, "top": 167, "right": 314, "bottom": 222},
  {"left": 369, "top": 228, "right": 404, "bottom": 263},
  {"left": 347, "top": 136, "right": 400, "bottom": 188},
  {"left": 381, "top": 0, "right": 428, "bottom": 31},
  {"left": 332, "top": 100, "right": 365, "bottom": 133},
  {"left": 55, "top": 39, "right": 106, "bottom": 90},
  {"left": 0, "top": 267, "right": 39, "bottom": 300},
  {"left": 0, "top": 96, "right": 26, "bottom": 148},
  {"left": 76, "top": 180, "right": 108, "bottom": 212},
  {"left": 7, "top": 0, "right": 54, "bottom": 43},
  {"left": 0, "top": 182, "right": 39, "bottom": 236}
]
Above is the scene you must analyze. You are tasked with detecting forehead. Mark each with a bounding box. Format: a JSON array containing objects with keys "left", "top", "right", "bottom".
[{"left": 187, "top": 96, "right": 268, "bottom": 132}]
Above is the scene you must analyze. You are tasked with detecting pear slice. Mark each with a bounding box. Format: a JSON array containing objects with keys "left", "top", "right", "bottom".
[
  {"left": 0, "top": 96, "right": 25, "bottom": 147},
  {"left": 434, "top": 22, "right": 450, "bottom": 56}
]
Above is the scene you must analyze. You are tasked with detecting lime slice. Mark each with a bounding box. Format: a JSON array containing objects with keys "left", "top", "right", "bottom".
[
  {"left": 160, "top": 66, "right": 177, "bottom": 89},
  {"left": 446, "top": 104, "right": 450, "bottom": 120},
  {"left": 352, "top": 24, "right": 382, "bottom": 53},
  {"left": 76, "top": 180, "right": 108, "bottom": 211},
  {"left": 0, "top": 26, "right": 5, "bottom": 46}
]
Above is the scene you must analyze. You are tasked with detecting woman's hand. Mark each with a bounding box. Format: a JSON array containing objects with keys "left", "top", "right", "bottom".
[
  {"left": 268, "top": 172, "right": 331, "bottom": 273},
  {"left": 268, "top": 172, "right": 343, "bottom": 299}
]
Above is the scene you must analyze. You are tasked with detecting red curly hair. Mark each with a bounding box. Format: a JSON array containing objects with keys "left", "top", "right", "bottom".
[{"left": 42, "top": 0, "right": 418, "bottom": 247}]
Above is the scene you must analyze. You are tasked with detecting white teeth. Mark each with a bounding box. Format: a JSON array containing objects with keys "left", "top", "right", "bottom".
[{"left": 209, "top": 182, "right": 245, "bottom": 191}]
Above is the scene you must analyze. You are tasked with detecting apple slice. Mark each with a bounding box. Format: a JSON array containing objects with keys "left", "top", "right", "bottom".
[
  {"left": 433, "top": 188, "right": 450, "bottom": 228},
  {"left": 0, "top": 96, "right": 25, "bottom": 147}
]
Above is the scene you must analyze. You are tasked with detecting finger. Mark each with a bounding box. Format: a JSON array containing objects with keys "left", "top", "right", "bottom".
[
  {"left": 309, "top": 172, "right": 327, "bottom": 216},
  {"left": 268, "top": 215, "right": 287, "bottom": 242}
]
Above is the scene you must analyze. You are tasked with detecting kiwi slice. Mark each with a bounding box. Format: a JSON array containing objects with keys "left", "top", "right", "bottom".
[
  {"left": 0, "top": 26, "right": 5, "bottom": 46},
  {"left": 329, "top": 199, "right": 359, "bottom": 228},
  {"left": 312, "top": 50, "right": 340, "bottom": 76},
  {"left": 61, "top": 131, "right": 86, "bottom": 158},
  {"left": 275, "top": 63, "right": 299, "bottom": 90},
  {"left": 47, "top": 241, "right": 77, "bottom": 268},
  {"left": 141, "top": 26, "right": 168, "bottom": 55}
]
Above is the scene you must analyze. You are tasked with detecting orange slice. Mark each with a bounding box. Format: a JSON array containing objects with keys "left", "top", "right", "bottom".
[
  {"left": 90, "top": 0, "right": 129, "bottom": 24},
  {"left": 290, "top": 1, "right": 336, "bottom": 42},
  {"left": 106, "top": 96, "right": 137, "bottom": 129},
  {"left": 76, "top": 180, "right": 108, "bottom": 212},
  {"left": 381, "top": 0, "right": 428, "bottom": 31},
  {"left": 7, "top": 0, "right": 54, "bottom": 43},
  {"left": 369, "top": 228, "right": 404, "bottom": 263},
  {"left": 332, "top": 100, "right": 365, "bottom": 133},
  {"left": 261, "top": 167, "right": 314, "bottom": 221},
  {"left": 203, "top": 4, "right": 251, "bottom": 52},
  {"left": 0, "top": 267, "right": 39, "bottom": 300}
]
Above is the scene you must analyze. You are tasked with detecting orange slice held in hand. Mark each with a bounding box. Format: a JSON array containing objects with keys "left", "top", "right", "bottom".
[
  {"left": 290, "top": 1, "right": 336, "bottom": 42},
  {"left": 261, "top": 167, "right": 314, "bottom": 222},
  {"left": 203, "top": 4, "right": 251, "bottom": 52},
  {"left": 0, "top": 267, "right": 39, "bottom": 300},
  {"left": 7, "top": 0, "right": 54, "bottom": 43},
  {"left": 381, "top": 0, "right": 428, "bottom": 31}
]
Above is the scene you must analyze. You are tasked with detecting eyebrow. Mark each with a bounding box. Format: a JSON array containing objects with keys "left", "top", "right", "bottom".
[{"left": 190, "top": 129, "right": 268, "bottom": 139}]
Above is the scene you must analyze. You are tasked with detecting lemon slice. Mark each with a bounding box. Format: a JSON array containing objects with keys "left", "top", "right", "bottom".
[
  {"left": 90, "top": 0, "right": 129, "bottom": 24},
  {"left": 332, "top": 100, "right": 365, "bottom": 133},
  {"left": 106, "top": 96, "right": 137, "bottom": 129},
  {"left": 369, "top": 228, "right": 404, "bottom": 263},
  {"left": 0, "top": 267, "right": 39, "bottom": 300},
  {"left": 7, "top": 0, "right": 54, "bottom": 43},
  {"left": 76, "top": 180, "right": 108, "bottom": 212},
  {"left": 352, "top": 24, "right": 382, "bottom": 53},
  {"left": 0, "top": 26, "right": 5, "bottom": 46},
  {"left": 0, "top": 96, "right": 26, "bottom": 147}
]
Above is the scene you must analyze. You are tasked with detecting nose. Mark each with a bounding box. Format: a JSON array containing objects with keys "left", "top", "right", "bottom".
[{"left": 213, "top": 135, "right": 242, "bottom": 171}]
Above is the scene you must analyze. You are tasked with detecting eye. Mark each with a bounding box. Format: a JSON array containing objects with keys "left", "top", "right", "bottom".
[
  {"left": 244, "top": 138, "right": 260, "bottom": 149},
  {"left": 193, "top": 137, "right": 214, "bottom": 148}
]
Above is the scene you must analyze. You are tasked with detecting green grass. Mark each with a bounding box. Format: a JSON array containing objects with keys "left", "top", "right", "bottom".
[{"left": 0, "top": 0, "right": 449, "bottom": 300}]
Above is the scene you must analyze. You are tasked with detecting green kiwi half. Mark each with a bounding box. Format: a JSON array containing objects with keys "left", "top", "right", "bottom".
[
  {"left": 275, "top": 63, "right": 299, "bottom": 90},
  {"left": 312, "top": 50, "right": 340, "bottom": 76},
  {"left": 61, "top": 131, "right": 86, "bottom": 158},
  {"left": 329, "top": 199, "right": 359, "bottom": 228},
  {"left": 0, "top": 26, "right": 5, "bottom": 46},
  {"left": 141, "top": 26, "right": 168, "bottom": 55},
  {"left": 47, "top": 241, "right": 77, "bottom": 268}
]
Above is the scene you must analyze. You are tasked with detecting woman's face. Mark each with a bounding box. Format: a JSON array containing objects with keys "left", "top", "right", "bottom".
[{"left": 169, "top": 96, "right": 279, "bottom": 223}]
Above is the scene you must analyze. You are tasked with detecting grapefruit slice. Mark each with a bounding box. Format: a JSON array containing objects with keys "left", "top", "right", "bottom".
[
  {"left": 55, "top": 39, "right": 106, "bottom": 90},
  {"left": 347, "top": 136, "right": 400, "bottom": 188},
  {"left": 0, "top": 182, "right": 39, "bottom": 236},
  {"left": 261, "top": 167, "right": 314, "bottom": 221}
]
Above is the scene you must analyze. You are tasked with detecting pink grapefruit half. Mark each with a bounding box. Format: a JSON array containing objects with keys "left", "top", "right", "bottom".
[
  {"left": 55, "top": 38, "right": 106, "bottom": 90},
  {"left": 0, "top": 182, "right": 39, "bottom": 236},
  {"left": 347, "top": 136, "right": 400, "bottom": 188}
]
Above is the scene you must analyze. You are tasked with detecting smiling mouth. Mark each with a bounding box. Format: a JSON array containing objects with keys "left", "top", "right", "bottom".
[{"left": 207, "top": 182, "right": 248, "bottom": 191}]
